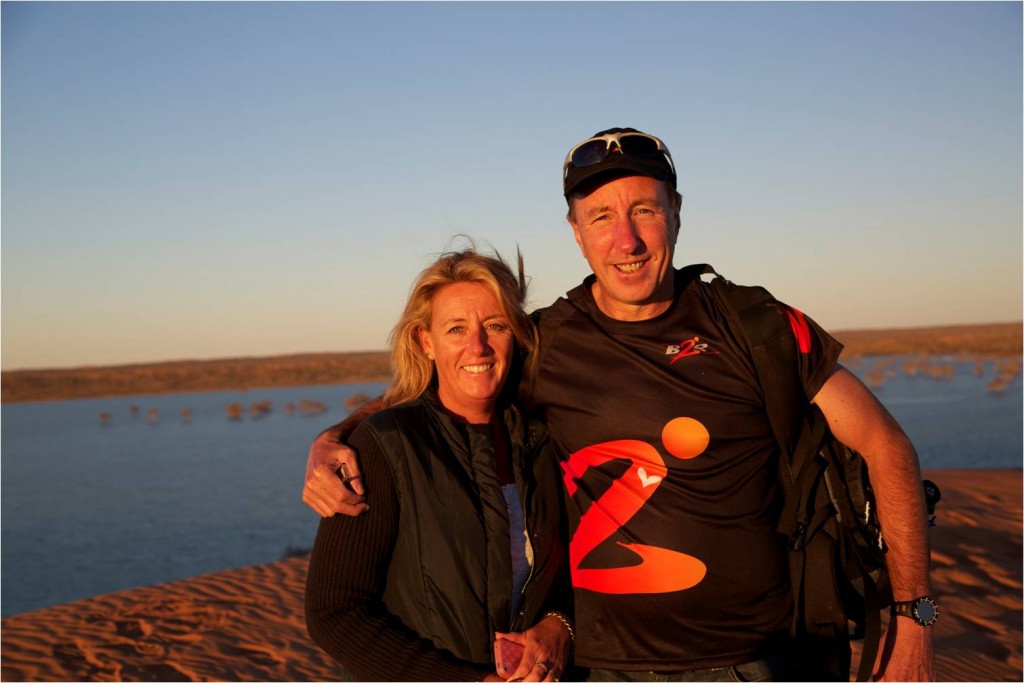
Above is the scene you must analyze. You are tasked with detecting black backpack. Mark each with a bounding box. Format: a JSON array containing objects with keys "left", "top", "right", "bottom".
[{"left": 704, "top": 265, "right": 938, "bottom": 681}]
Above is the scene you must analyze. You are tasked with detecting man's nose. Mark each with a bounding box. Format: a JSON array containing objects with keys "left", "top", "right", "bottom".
[{"left": 613, "top": 216, "right": 642, "bottom": 254}]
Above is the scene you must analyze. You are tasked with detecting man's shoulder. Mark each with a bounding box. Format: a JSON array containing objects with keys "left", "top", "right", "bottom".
[
  {"left": 531, "top": 297, "right": 574, "bottom": 318},
  {"left": 530, "top": 298, "right": 601, "bottom": 366},
  {"left": 680, "top": 264, "right": 785, "bottom": 310},
  {"left": 530, "top": 274, "right": 596, "bottom": 324},
  {"left": 530, "top": 294, "right": 585, "bottom": 330}
]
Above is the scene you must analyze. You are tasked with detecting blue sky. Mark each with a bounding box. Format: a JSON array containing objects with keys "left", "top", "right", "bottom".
[{"left": 2, "top": 1, "right": 1021, "bottom": 370}]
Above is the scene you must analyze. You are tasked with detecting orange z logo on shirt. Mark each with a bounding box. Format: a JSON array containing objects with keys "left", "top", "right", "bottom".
[{"left": 561, "top": 417, "right": 711, "bottom": 594}]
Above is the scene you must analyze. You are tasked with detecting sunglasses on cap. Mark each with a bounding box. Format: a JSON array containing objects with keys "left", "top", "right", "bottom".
[{"left": 562, "top": 131, "right": 676, "bottom": 179}]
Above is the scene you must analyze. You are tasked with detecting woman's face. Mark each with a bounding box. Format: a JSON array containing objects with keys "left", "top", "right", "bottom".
[{"left": 418, "top": 282, "right": 514, "bottom": 424}]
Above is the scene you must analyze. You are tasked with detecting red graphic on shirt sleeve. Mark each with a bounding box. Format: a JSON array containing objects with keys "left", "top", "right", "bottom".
[
  {"left": 782, "top": 305, "right": 812, "bottom": 354},
  {"left": 561, "top": 417, "right": 710, "bottom": 594}
]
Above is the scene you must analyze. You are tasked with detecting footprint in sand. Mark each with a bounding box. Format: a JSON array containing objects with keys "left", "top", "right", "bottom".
[
  {"left": 114, "top": 618, "right": 154, "bottom": 639},
  {"left": 51, "top": 639, "right": 120, "bottom": 680}
]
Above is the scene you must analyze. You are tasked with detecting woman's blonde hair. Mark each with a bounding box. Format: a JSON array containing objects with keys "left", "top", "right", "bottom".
[{"left": 382, "top": 245, "right": 537, "bottom": 407}]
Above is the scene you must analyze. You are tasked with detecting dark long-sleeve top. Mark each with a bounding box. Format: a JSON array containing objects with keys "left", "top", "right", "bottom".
[
  {"left": 305, "top": 428, "right": 485, "bottom": 681},
  {"left": 305, "top": 392, "right": 570, "bottom": 682}
]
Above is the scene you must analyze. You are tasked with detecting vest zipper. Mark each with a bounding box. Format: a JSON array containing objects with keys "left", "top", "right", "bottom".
[{"left": 512, "top": 448, "right": 537, "bottom": 632}]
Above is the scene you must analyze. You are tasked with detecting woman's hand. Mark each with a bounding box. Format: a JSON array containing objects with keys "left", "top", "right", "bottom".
[{"left": 494, "top": 613, "right": 571, "bottom": 682}]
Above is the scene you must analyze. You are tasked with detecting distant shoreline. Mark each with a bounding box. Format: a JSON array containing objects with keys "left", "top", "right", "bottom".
[{"left": 2, "top": 322, "right": 1020, "bottom": 404}]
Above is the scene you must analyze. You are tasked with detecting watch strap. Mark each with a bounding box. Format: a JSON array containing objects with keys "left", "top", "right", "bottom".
[{"left": 891, "top": 596, "right": 939, "bottom": 626}]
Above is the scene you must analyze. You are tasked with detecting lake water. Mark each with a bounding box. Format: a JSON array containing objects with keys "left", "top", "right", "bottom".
[{"left": 2, "top": 358, "right": 1021, "bottom": 617}]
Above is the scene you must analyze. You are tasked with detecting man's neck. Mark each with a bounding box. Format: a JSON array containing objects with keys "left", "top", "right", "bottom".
[{"left": 589, "top": 281, "right": 674, "bottom": 322}]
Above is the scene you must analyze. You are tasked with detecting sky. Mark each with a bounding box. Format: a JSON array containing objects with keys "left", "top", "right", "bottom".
[{"left": 2, "top": 1, "right": 1021, "bottom": 371}]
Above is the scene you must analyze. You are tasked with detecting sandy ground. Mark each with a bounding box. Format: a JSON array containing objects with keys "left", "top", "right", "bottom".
[{"left": 2, "top": 469, "right": 1020, "bottom": 682}]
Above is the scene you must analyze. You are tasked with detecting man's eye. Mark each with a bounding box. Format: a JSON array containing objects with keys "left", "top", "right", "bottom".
[{"left": 447, "top": 326, "right": 464, "bottom": 334}]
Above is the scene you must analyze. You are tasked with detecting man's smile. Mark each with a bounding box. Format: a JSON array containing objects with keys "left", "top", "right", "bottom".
[{"left": 614, "top": 261, "right": 647, "bottom": 274}]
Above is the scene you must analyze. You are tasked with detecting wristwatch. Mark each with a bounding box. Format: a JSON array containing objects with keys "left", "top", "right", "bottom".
[{"left": 891, "top": 596, "right": 939, "bottom": 626}]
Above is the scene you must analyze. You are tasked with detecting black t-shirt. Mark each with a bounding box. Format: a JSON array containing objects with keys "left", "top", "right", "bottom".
[{"left": 521, "top": 267, "right": 843, "bottom": 671}]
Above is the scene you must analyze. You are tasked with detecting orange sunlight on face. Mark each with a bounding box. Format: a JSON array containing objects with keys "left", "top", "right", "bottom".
[
  {"left": 569, "top": 175, "right": 679, "bottom": 322},
  {"left": 418, "top": 282, "right": 514, "bottom": 424}
]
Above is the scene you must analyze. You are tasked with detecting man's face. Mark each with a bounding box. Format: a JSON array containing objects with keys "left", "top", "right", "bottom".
[{"left": 568, "top": 175, "right": 680, "bottom": 321}]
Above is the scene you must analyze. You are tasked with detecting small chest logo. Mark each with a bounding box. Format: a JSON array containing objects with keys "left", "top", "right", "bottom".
[{"left": 665, "top": 337, "right": 719, "bottom": 364}]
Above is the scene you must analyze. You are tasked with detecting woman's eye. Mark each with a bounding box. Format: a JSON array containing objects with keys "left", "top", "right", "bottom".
[
  {"left": 487, "top": 322, "right": 509, "bottom": 333},
  {"left": 447, "top": 326, "right": 464, "bottom": 334}
]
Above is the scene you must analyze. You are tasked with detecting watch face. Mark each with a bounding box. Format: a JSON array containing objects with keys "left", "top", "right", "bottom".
[{"left": 914, "top": 599, "right": 938, "bottom": 624}]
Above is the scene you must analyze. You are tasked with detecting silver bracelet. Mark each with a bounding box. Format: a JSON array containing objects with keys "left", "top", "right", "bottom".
[{"left": 544, "top": 610, "right": 575, "bottom": 647}]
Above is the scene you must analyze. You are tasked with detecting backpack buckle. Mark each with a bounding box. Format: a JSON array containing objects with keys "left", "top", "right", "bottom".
[{"left": 788, "top": 520, "right": 809, "bottom": 551}]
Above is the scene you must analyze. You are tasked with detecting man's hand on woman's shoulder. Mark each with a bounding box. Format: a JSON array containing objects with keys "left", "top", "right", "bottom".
[{"left": 302, "top": 430, "right": 368, "bottom": 517}]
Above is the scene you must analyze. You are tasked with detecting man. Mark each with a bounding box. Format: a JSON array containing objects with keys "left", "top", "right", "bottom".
[{"left": 303, "top": 128, "right": 934, "bottom": 681}]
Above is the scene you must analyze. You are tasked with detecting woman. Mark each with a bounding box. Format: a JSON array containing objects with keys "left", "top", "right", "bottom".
[{"left": 305, "top": 248, "right": 572, "bottom": 682}]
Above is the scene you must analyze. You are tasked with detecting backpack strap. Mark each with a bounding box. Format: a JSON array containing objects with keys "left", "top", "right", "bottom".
[
  {"left": 702, "top": 265, "right": 867, "bottom": 681},
  {"left": 700, "top": 265, "right": 807, "bottom": 474}
]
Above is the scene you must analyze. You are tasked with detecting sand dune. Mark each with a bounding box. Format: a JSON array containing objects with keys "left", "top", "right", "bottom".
[
  {"left": 919, "top": 469, "right": 1022, "bottom": 682},
  {"left": 2, "top": 469, "right": 1021, "bottom": 682},
  {"left": 1, "top": 558, "right": 344, "bottom": 682}
]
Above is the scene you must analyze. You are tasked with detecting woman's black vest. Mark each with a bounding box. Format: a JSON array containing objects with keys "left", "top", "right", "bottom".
[{"left": 357, "top": 391, "right": 569, "bottom": 665}]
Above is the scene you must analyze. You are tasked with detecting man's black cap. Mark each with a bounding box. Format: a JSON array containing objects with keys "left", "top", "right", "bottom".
[{"left": 563, "top": 126, "right": 676, "bottom": 198}]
